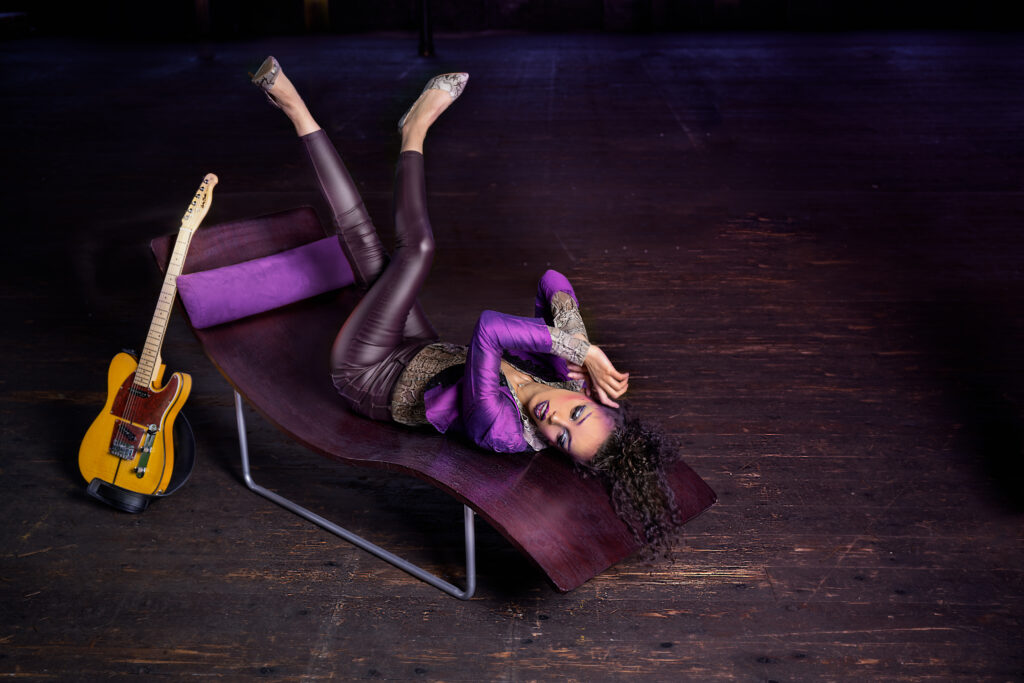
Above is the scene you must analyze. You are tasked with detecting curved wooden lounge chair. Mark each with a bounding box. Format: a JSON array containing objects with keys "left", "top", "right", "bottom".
[{"left": 151, "top": 207, "right": 716, "bottom": 598}]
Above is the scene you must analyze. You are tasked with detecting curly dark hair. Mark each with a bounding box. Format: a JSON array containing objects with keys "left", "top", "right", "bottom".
[{"left": 582, "top": 403, "right": 683, "bottom": 559}]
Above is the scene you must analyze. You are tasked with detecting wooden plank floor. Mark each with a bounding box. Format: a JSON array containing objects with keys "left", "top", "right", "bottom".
[{"left": 2, "top": 31, "right": 1022, "bottom": 680}]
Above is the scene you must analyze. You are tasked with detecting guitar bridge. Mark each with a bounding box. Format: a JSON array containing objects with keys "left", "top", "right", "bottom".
[
  {"left": 108, "top": 419, "right": 143, "bottom": 460},
  {"left": 110, "top": 439, "right": 136, "bottom": 459}
]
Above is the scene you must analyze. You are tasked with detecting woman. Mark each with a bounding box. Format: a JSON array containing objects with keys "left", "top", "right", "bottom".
[{"left": 251, "top": 57, "right": 681, "bottom": 550}]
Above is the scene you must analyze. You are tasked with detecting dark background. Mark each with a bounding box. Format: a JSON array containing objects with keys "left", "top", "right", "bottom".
[{"left": 3, "top": 0, "right": 1022, "bottom": 39}]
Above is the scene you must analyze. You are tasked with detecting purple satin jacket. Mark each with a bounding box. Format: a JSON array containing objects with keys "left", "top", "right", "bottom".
[{"left": 423, "top": 269, "right": 580, "bottom": 453}]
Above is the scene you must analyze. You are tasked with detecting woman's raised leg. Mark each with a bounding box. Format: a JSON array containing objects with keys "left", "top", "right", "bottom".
[
  {"left": 254, "top": 58, "right": 438, "bottom": 342},
  {"left": 329, "top": 150, "right": 435, "bottom": 378},
  {"left": 329, "top": 76, "right": 467, "bottom": 405},
  {"left": 301, "top": 130, "right": 389, "bottom": 287},
  {"left": 251, "top": 58, "right": 319, "bottom": 137},
  {"left": 252, "top": 58, "right": 388, "bottom": 286}
]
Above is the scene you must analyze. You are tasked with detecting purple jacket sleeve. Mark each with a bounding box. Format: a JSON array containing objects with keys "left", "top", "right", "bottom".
[
  {"left": 534, "top": 269, "right": 579, "bottom": 323},
  {"left": 462, "top": 309, "right": 554, "bottom": 453}
]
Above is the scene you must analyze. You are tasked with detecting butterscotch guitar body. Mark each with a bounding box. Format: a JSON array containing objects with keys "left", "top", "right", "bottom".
[{"left": 79, "top": 352, "right": 191, "bottom": 495}]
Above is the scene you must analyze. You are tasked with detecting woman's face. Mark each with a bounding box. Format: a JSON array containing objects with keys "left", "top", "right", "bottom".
[{"left": 525, "top": 387, "right": 614, "bottom": 462}]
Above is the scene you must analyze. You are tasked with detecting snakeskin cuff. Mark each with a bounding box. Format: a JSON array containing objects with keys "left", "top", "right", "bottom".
[
  {"left": 549, "top": 327, "right": 591, "bottom": 366},
  {"left": 550, "top": 291, "right": 588, "bottom": 339}
]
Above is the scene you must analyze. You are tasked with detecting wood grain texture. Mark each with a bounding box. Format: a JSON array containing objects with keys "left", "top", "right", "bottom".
[{"left": 1, "top": 31, "right": 1022, "bottom": 680}]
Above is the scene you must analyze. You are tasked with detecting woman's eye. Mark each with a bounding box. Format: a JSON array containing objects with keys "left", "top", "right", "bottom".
[
  {"left": 557, "top": 431, "right": 569, "bottom": 448},
  {"left": 571, "top": 405, "right": 584, "bottom": 420}
]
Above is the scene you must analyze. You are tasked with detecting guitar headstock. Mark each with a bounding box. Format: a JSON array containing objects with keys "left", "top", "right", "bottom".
[{"left": 180, "top": 173, "right": 219, "bottom": 232}]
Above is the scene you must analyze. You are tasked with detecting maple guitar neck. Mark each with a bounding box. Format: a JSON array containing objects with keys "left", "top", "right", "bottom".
[{"left": 135, "top": 173, "right": 218, "bottom": 388}]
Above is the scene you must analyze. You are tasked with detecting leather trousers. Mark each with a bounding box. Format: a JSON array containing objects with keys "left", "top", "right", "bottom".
[{"left": 301, "top": 130, "right": 438, "bottom": 420}]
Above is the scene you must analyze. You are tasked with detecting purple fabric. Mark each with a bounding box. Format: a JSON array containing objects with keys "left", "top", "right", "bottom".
[
  {"left": 424, "top": 269, "right": 579, "bottom": 453},
  {"left": 532, "top": 269, "right": 579, "bottom": 379},
  {"left": 177, "top": 237, "right": 355, "bottom": 329},
  {"left": 534, "top": 269, "right": 579, "bottom": 320}
]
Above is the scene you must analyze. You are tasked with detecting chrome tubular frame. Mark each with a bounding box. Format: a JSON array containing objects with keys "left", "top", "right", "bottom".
[{"left": 233, "top": 391, "right": 476, "bottom": 599}]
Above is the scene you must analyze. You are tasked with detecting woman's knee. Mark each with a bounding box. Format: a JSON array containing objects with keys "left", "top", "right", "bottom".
[{"left": 398, "top": 226, "right": 434, "bottom": 264}]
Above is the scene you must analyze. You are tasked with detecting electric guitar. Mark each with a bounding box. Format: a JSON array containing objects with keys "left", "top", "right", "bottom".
[{"left": 78, "top": 174, "right": 218, "bottom": 496}]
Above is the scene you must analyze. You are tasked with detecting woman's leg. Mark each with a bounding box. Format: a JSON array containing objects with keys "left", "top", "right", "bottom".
[
  {"left": 262, "top": 61, "right": 435, "bottom": 338},
  {"left": 329, "top": 150, "right": 435, "bottom": 377},
  {"left": 261, "top": 65, "right": 386, "bottom": 286},
  {"left": 301, "top": 130, "right": 388, "bottom": 286},
  {"left": 330, "top": 85, "right": 465, "bottom": 402}
]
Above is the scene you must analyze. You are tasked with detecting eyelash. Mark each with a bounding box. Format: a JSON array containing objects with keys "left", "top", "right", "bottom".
[{"left": 571, "top": 405, "right": 584, "bottom": 420}]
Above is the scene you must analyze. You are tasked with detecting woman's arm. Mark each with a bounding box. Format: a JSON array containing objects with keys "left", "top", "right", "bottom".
[
  {"left": 534, "top": 270, "right": 587, "bottom": 337},
  {"left": 463, "top": 308, "right": 628, "bottom": 451},
  {"left": 550, "top": 291, "right": 588, "bottom": 340},
  {"left": 535, "top": 270, "right": 629, "bottom": 406},
  {"left": 462, "top": 310, "right": 555, "bottom": 451},
  {"left": 536, "top": 270, "right": 592, "bottom": 364}
]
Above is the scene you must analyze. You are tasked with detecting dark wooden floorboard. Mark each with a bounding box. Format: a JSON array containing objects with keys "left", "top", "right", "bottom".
[{"left": 2, "top": 31, "right": 1022, "bottom": 680}]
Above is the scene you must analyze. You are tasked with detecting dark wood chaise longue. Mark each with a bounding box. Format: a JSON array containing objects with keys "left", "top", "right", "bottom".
[{"left": 151, "top": 206, "right": 716, "bottom": 599}]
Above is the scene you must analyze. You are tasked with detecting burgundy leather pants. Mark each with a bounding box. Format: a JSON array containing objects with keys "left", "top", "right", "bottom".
[{"left": 301, "top": 130, "right": 438, "bottom": 420}]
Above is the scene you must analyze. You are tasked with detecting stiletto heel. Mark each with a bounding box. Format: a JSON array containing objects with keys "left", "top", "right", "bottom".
[
  {"left": 250, "top": 56, "right": 282, "bottom": 109},
  {"left": 398, "top": 72, "right": 469, "bottom": 132}
]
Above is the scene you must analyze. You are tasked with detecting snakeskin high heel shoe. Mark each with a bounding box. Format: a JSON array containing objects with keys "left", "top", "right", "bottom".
[
  {"left": 397, "top": 72, "right": 470, "bottom": 132},
  {"left": 250, "top": 56, "right": 282, "bottom": 109}
]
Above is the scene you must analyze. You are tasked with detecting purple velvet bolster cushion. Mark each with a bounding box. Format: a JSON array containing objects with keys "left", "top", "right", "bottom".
[{"left": 177, "top": 237, "right": 354, "bottom": 328}]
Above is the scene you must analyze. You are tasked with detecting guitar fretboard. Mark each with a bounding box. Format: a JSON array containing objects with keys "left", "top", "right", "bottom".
[
  {"left": 134, "top": 228, "right": 195, "bottom": 389},
  {"left": 133, "top": 175, "right": 216, "bottom": 389}
]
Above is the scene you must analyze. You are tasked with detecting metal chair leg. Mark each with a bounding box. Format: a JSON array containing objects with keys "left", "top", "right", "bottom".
[{"left": 233, "top": 391, "right": 476, "bottom": 599}]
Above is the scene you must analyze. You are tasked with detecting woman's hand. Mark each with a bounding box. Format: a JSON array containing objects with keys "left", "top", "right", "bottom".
[{"left": 567, "top": 344, "right": 629, "bottom": 408}]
